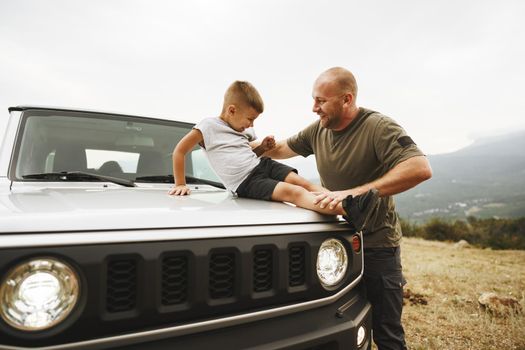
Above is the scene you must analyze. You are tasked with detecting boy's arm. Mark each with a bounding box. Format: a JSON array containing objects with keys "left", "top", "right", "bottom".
[
  {"left": 168, "top": 129, "right": 204, "bottom": 196},
  {"left": 250, "top": 135, "right": 276, "bottom": 157}
]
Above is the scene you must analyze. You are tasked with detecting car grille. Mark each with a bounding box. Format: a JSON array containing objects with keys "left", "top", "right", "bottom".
[
  {"left": 253, "top": 248, "right": 273, "bottom": 293},
  {"left": 104, "top": 243, "right": 310, "bottom": 313},
  {"left": 208, "top": 251, "right": 236, "bottom": 299},
  {"left": 289, "top": 244, "right": 307, "bottom": 287},
  {"left": 106, "top": 259, "right": 138, "bottom": 312},
  {"left": 161, "top": 254, "right": 189, "bottom": 305},
  {"left": 0, "top": 232, "right": 358, "bottom": 347}
]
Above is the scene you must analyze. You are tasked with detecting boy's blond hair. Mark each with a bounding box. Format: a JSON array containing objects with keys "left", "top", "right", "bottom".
[{"left": 222, "top": 81, "right": 264, "bottom": 114}]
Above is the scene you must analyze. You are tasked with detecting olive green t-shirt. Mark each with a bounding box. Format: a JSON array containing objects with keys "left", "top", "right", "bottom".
[{"left": 287, "top": 107, "right": 424, "bottom": 248}]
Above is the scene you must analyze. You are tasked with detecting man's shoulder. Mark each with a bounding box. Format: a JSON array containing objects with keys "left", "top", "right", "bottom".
[
  {"left": 360, "top": 108, "right": 398, "bottom": 128},
  {"left": 360, "top": 107, "right": 386, "bottom": 121}
]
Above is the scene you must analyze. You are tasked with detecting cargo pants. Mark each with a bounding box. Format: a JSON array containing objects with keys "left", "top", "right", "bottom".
[{"left": 362, "top": 246, "right": 407, "bottom": 350}]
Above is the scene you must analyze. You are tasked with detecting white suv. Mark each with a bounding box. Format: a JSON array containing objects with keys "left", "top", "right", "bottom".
[{"left": 0, "top": 106, "right": 371, "bottom": 350}]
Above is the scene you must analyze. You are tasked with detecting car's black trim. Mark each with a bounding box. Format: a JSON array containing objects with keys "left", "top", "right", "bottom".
[
  {"left": 23, "top": 171, "right": 137, "bottom": 187},
  {"left": 0, "top": 232, "right": 363, "bottom": 348},
  {"left": 110, "top": 287, "right": 372, "bottom": 350}
]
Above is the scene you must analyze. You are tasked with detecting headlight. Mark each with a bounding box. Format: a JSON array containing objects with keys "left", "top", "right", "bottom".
[
  {"left": 0, "top": 257, "right": 80, "bottom": 331},
  {"left": 357, "top": 325, "right": 366, "bottom": 347},
  {"left": 316, "top": 238, "right": 348, "bottom": 288}
]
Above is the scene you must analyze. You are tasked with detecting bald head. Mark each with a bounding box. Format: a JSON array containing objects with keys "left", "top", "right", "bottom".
[
  {"left": 312, "top": 67, "right": 360, "bottom": 130},
  {"left": 317, "top": 67, "right": 358, "bottom": 98}
]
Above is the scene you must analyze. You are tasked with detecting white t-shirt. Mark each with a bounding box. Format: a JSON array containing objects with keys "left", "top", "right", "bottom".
[{"left": 194, "top": 117, "right": 261, "bottom": 192}]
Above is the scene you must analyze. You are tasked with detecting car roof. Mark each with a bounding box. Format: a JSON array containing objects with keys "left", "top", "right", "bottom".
[{"left": 8, "top": 105, "right": 194, "bottom": 127}]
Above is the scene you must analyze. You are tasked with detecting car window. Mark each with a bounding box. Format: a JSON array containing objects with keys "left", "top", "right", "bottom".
[
  {"left": 13, "top": 111, "right": 222, "bottom": 185},
  {"left": 86, "top": 150, "right": 140, "bottom": 173},
  {"left": 190, "top": 148, "right": 221, "bottom": 183}
]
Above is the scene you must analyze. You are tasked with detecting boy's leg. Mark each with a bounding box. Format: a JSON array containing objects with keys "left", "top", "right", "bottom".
[
  {"left": 271, "top": 182, "right": 344, "bottom": 216},
  {"left": 283, "top": 171, "right": 327, "bottom": 193},
  {"left": 341, "top": 189, "right": 380, "bottom": 233}
]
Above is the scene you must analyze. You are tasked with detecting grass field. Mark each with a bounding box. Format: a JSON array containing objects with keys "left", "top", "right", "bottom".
[{"left": 397, "top": 237, "right": 525, "bottom": 349}]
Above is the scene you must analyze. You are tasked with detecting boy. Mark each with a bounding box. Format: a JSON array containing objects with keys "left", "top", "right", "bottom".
[{"left": 168, "top": 81, "right": 378, "bottom": 232}]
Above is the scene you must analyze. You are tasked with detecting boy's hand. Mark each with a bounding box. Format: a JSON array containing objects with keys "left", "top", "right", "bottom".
[
  {"left": 168, "top": 184, "right": 191, "bottom": 196},
  {"left": 261, "top": 135, "right": 276, "bottom": 152},
  {"left": 251, "top": 135, "right": 276, "bottom": 157}
]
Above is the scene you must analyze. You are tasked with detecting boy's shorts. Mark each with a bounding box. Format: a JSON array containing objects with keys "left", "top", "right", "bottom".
[{"left": 235, "top": 157, "right": 297, "bottom": 201}]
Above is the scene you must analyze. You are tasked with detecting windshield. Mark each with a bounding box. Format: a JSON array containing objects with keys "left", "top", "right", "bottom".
[{"left": 12, "top": 110, "right": 221, "bottom": 185}]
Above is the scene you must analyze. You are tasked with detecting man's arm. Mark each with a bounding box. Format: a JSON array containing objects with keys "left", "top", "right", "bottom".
[
  {"left": 168, "top": 129, "right": 203, "bottom": 196},
  {"left": 260, "top": 139, "right": 300, "bottom": 159},
  {"left": 315, "top": 155, "right": 432, "bottom": 209}
]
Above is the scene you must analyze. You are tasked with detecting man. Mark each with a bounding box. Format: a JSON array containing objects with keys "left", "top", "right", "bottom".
[{"left": 263, "top": 67, "right": 432, "bottom": 349}]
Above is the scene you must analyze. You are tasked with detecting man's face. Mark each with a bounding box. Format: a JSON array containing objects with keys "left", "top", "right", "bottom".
[
  {"left": 229, "top": 105, "right": 259, "bottom": 132},
  {"left": 312, "top": 79, "right": 345, "bottom": 130}
]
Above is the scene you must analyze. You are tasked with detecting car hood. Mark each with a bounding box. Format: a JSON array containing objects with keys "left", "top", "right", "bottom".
[{"left": 0, "top": 183, "right": 338, "bottom": 233}]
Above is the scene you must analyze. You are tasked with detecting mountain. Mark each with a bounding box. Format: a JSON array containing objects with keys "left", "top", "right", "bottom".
[{"left": 395, "top": 131, "right": 525, "bottom": 221}]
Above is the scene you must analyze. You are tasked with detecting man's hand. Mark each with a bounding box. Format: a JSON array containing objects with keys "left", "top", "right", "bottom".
[
  {"left": 260, "top": 135, "right": 276, "bottom": 152},
  {"left": 168, "top": 184, "right": 191, "bottom": 196},
  {"left": 313, "top": 188, "right": 365, "bottom": 209}
]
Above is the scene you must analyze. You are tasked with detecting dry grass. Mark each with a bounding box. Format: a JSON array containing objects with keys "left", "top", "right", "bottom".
[{"left": 397, "top": 237, "right": 525, "bottom": 350}]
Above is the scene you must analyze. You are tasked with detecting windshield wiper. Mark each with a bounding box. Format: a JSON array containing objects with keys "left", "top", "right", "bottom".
[
  {"left": 22, "top": 171, "right": 136, "bottom": 188},
  {"left": 135, "top": 175, "right": 225, "bottom": 189}
]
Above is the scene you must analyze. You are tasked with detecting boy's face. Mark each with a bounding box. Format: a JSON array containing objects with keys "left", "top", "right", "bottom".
[{"left": 227, "top": 105, "right": 260, "bottom": 132}]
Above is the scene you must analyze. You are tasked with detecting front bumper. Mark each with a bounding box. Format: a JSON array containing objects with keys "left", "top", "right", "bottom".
[{"left": 114, "top": 288, "right": 371, "bottom": 350}]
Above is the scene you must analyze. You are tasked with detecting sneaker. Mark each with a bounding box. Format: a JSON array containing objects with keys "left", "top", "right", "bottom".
[{"left": 342, "top": 189, "right": 379, "bottom": 233}]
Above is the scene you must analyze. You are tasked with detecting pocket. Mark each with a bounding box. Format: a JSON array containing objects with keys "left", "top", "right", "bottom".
[{"left": 381, "top": 272, "right": 406, "bottom": 290}]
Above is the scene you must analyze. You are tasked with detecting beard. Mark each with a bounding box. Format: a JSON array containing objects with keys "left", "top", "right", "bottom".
[{"left": 320, "top": 112, "right": 342, "bottom": 129}]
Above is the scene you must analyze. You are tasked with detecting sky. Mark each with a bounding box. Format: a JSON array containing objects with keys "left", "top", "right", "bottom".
[{"left": 0, "top": 0, "right": 524, "bottom": 155}]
